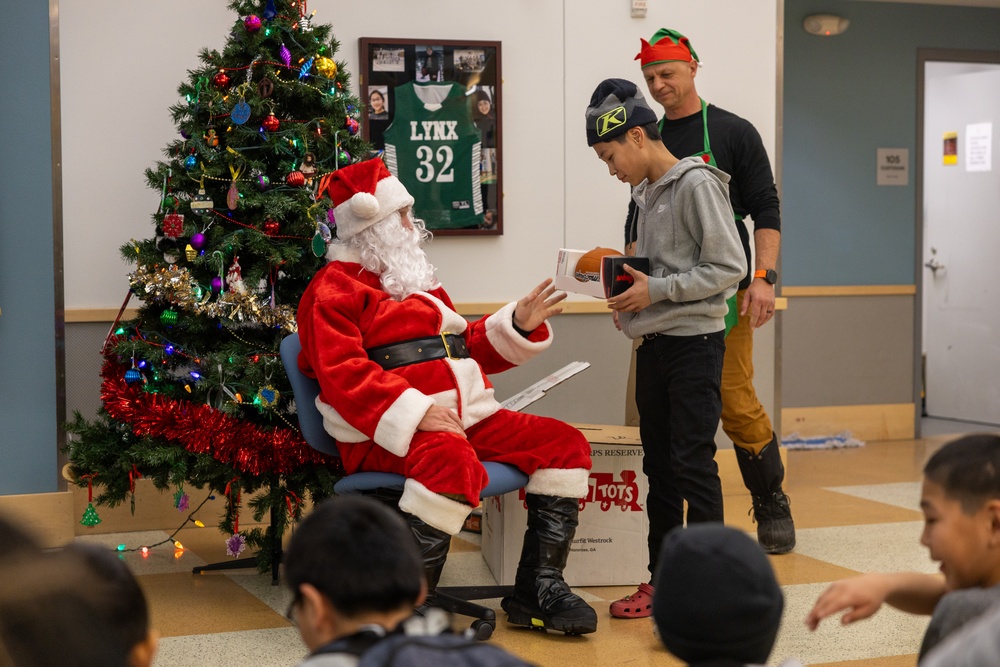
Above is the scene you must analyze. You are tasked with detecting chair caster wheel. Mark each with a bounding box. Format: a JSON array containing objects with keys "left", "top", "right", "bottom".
[{"left": 470, "top": 619, "right": 494, "bottom": 641}]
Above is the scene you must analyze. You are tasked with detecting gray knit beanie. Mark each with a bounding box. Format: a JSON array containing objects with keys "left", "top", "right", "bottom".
[{"left": 585, "top": 78, "right": 658, "bottom": 146}]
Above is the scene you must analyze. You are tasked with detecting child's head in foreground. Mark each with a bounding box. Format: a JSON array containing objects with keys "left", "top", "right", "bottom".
[{"left": 921, "top": 433, "right": 1000, "bottom": 590}]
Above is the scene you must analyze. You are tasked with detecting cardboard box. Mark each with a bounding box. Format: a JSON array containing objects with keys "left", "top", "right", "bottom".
[
  {"left": 481, "top": 424, "right": 648, "bottom": 586},
  {"left": 553, "top": 248, "right": 606, "bottom": 299}
]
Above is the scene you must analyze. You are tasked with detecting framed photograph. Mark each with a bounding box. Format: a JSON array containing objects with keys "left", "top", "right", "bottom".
[{"left": 359, "top": 38, "right": 502, "bottom": 236}]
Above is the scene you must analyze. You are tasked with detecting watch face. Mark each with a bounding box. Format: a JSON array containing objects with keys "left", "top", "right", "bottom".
[{"left": 765, "top": 269, "right": 778, "bottom": 285}]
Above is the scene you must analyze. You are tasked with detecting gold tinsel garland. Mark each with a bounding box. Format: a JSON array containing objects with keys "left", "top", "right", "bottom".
[{"left": 130, "top": 264, "right": 297, "bottom": 333}]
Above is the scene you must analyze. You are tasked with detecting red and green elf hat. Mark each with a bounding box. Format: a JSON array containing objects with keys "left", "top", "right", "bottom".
[{"left": 635, "top": 28, "right": 701, "bottom": 68}]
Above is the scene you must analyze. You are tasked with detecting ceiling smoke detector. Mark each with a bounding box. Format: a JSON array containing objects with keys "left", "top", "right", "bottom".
[{"left": 803, "top": 14, "right": 850, "bottom": 36}]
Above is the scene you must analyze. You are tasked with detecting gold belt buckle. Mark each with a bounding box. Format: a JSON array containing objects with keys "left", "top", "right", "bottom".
[{"left": 440, "top": 332, "right": 455, "bottom": 359}]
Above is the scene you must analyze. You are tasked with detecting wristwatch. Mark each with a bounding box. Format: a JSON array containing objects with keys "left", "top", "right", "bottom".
[{"left": 754, "top": 269, "right": 778, "bottom": 285}]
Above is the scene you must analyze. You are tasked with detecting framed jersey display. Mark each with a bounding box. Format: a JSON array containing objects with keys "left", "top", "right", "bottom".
[{"left": 360, "top": 38, "right": 502, "bottom": 236}]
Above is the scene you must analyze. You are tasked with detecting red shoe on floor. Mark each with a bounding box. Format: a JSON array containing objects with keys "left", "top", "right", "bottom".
[{"left": 609, "top": 582, "right": 655, "bottom": 618}]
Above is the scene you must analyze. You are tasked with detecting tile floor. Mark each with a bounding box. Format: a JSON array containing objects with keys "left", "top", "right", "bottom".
[{"left": 75, "top": 427, "right": 987, "bottom": 667}]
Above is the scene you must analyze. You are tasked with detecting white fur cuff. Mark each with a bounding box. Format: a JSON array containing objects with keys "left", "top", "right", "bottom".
[
  {"left": 399, "top": 478, "right": 473, "bottom": 535},
  {"left": 484, "top": 301, "right": 552, "bottom": 365},
  {"left": 525, "top": 467, "right": 591, "bottom": 499},
  {"left": 373, "top": 388, "right": 436, "bottom": 457}
]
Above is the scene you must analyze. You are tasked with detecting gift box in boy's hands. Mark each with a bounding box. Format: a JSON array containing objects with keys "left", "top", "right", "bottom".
[
  {"left": 601, "top": 256, "right": 650, "bottom": 298},
  {"left": 554, "top": 247, "right": 620, "bottom": 298}
]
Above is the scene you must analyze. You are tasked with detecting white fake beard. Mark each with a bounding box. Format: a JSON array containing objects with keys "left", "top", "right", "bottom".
[{"left": 351, "top": 211, "right": 437, "bottom": 300}]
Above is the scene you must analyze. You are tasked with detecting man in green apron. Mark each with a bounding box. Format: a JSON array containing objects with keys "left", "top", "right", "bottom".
[{"left": 612, "top": 28, "right": 793, "bottom": 619}]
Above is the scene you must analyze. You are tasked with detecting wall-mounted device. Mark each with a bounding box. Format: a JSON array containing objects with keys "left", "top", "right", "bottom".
[{"left": 803, "top": 14, "right": 850, "bottom": 36}]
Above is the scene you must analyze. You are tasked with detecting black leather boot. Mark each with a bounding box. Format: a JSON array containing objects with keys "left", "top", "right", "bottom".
[
  {"left": 735, "top": 437, "right": 796, "bottom": 554},
  {"left": 500, "top": 494, "right": 598, "bottom": 634},
  {"left": 405, "top": 514, "right": 452, "bottom": 595}
]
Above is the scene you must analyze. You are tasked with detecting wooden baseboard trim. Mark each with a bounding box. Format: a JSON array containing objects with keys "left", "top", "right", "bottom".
[
  {"left": 781, "top": 403, "right": 915, "bottom": 441},
  {"left": 0, "top": 491, "right": 75, "bottom": 548}
]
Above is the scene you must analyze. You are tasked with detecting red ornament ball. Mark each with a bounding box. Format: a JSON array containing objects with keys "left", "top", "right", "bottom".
[
  {"left": 212, "top": 71, "right": 231, "bottom": 89},
  {"left": 286, "top": 171, "right": 305, "bottom": 187},
  {"left": 346, "top": 118, "right": 360, "bottom": 136},
  {"left": 244, "top": 15, "right": 262, "bottom": 32},
  {"left": 263, "top": 220, "right": 280, "bottom": 236},
  {"left": 262, "top": 114, "right": 280, "bottom": 132}
]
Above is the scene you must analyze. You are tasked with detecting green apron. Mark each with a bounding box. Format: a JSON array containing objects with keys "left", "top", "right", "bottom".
[{"left": 659, "top": 98, "right": 739, "bottom": 337}]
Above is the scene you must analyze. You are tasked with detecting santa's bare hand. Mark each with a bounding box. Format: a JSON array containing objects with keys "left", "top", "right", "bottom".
[
  {"left": 607, "top": 264, "right": 651, "bottom": 313},
  {"left": 417, "top": 405, "right": 466, "bottom": 436},
  {"left": 514, "top": 278, "right": 566, "bottom": 332}
]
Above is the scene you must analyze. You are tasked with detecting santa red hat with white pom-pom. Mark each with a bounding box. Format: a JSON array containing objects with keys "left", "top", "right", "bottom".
[{"left": 323, "top": 158, "right": 414, "bottom": 241}]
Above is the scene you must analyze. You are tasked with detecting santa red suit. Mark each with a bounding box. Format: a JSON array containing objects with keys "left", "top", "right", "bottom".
[
  {"left": 297, "top": 257, "right": 591, "bottom": 535},
  {"left": 296, "top": 158, "right": 597, "bottom": 635}
]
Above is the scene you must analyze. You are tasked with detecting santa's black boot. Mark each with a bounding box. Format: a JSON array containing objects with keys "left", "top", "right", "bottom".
[
  {"left": 500, "top": 494, "right": 598, "bottom": 635},
  {"left": 406, "top": 514, "right": 452, "bottom": 596},
  {"left": 736, "top": 437, "right": 796, "bottom": 554}
]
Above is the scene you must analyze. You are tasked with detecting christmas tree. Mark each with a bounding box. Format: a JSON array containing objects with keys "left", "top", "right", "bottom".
[{"left": 66, "top": 0, "right": 368, "bottom": 570}]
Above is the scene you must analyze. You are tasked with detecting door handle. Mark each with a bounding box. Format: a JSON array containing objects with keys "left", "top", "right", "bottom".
[{"left": 924, "top": 257, "right": 945, "bottom": 273}]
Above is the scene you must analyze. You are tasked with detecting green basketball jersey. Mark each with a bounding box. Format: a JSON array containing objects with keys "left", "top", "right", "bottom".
[{"left": 384, "top": 82, "right": 484, "bottom": 229}]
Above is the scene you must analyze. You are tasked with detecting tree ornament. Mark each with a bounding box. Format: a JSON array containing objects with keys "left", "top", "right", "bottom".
[
  {"left": 298, "top": 57, "right": 314, "bottom": 80},
  {"left": 226, "top": 256, "right": 246, "bottom": 294},
  {"left": 204, "top": 127, "right": 219, "bottom": 147},
  {"left": 227, "top": 182, "right": 240, "bottom": 210},
  {"left": 211, "top": 276, "right": 224, "bottom": 293},
  {"left": 263, "top": 219, "right": 280, "bottom": 236},
  {"left": 244, "top": 15, "right": 262, "bottom": 32},
  {"left": 311, "top": 217, "right": 332, "bottom": 257},
  {"left": 81, "top": 503, "right": 102, "bottom": 526},
  {"left": 163, "top": 250, "right": 179, "bottom": 264},
  {"left": 190, "top": 232, "right": 207, "bottom": 250},
  {"left": 315, "top": 57, "right": 336, "bottom": 78},
  {"left": 231, "top": 98, "right": 251, "bottom": 125},
  {"left": 185, "top": 244, "right": 197, "bottom": 261},
  {"left": 346, "top": 117, "right": 359, "bottom": 136},
  {"left": 162, "top": 213, "right": 184, "bottom": 239},
  {"left": 262, "top": 114, "right": 280, "bottom": 132},
  {"left": 163, "top": 194, "right": 179, "bottom": 210},
  {"left": 80, "top": 474, "right": 102, "bottom": 526},
  {"left": 298, "top": 15, "right": 312, "bottom": 31},
  {"left": 191, "top": 189, "right": 213, "bottom": 216},
  {"left": 257, "top": 77, "right": 274, "bottom": 98},
  {"left": 258, "top": 384, "right": 280, "bottom": 408},
  {"left": 257, "top": 174, "right": 271, "bottom": 191},
  {"left": 173, "top": 488, "right": 190, "bottom": 512},
  {"left": 212, "top": 71, "right": 231, "bottom": 89},
  {"left": 263, "top": 0, "right": 277, "bottom": 20},
  {"left": 286, "top": 170, "right": 305, "bottom": 187},
  {"left": 124, "top": 368, "right": 143, "bottom": 384},
  {"left": 160, "top": 309, "right": 178, "bottom": 326},
  {"left": 338, "top": 149, "right": 351, "bottom": 164},
  {"left": 279, "top": 44, "right": 291, "bottom": 68},
  {"left": 184, "top": 155, "right": 198, "bottom": 171},
  {"left": 226, "top": 533, "right": 247, "bottom": 557},
  {"left": 299, "top": 152, "right": 317, "bottom": 183}
]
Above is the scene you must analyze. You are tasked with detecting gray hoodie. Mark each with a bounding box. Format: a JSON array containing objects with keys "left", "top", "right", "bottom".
[{"left": 619, "top": 155, "right": 746, "bottom": 339}]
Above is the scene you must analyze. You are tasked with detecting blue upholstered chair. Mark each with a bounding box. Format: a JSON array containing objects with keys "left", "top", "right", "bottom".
[{"left": 279, "top": 333, "right": 525, "bottom": 639}]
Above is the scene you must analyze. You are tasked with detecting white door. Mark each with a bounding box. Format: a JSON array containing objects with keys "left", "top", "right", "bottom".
[{"left": 922, "top": 63, "right": 1000, "bottom": 425}]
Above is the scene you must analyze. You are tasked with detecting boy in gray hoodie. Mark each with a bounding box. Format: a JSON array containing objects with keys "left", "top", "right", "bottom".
[{"left": 586, "top": 78, "right": 746, "bottom": 617}]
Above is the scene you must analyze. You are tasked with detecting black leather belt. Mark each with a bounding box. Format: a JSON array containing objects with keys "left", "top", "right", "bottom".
[{"left": 367, "top": 333, "right": 470, "bottom": 371}]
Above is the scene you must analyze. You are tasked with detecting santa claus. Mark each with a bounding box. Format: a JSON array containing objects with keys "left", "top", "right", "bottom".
[{"left": 296, "top": 158, "right": 597, "bottom": 635}]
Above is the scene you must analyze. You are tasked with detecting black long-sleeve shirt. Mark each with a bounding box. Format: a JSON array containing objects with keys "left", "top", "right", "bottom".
[{"left": 625, "top": 104, "right": 780, "bottom": 290}]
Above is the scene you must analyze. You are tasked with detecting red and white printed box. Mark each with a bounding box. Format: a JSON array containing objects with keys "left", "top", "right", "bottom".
[{"left": 481, "top": 424, "right": 648, "bottom": 586}]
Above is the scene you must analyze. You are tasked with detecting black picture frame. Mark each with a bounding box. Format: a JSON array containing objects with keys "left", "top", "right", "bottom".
[{"left": 359, "top": 38, "right": 502, "bottom": 237}]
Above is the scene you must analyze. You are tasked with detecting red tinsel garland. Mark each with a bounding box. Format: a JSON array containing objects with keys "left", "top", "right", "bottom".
[{"left": 100, "top": 358, "right": 340, "bottom": 476}]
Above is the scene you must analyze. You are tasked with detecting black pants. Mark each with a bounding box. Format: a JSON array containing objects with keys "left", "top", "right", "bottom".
[{"left": 635, "top": 330, "right": 726, "bottom": 577}]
